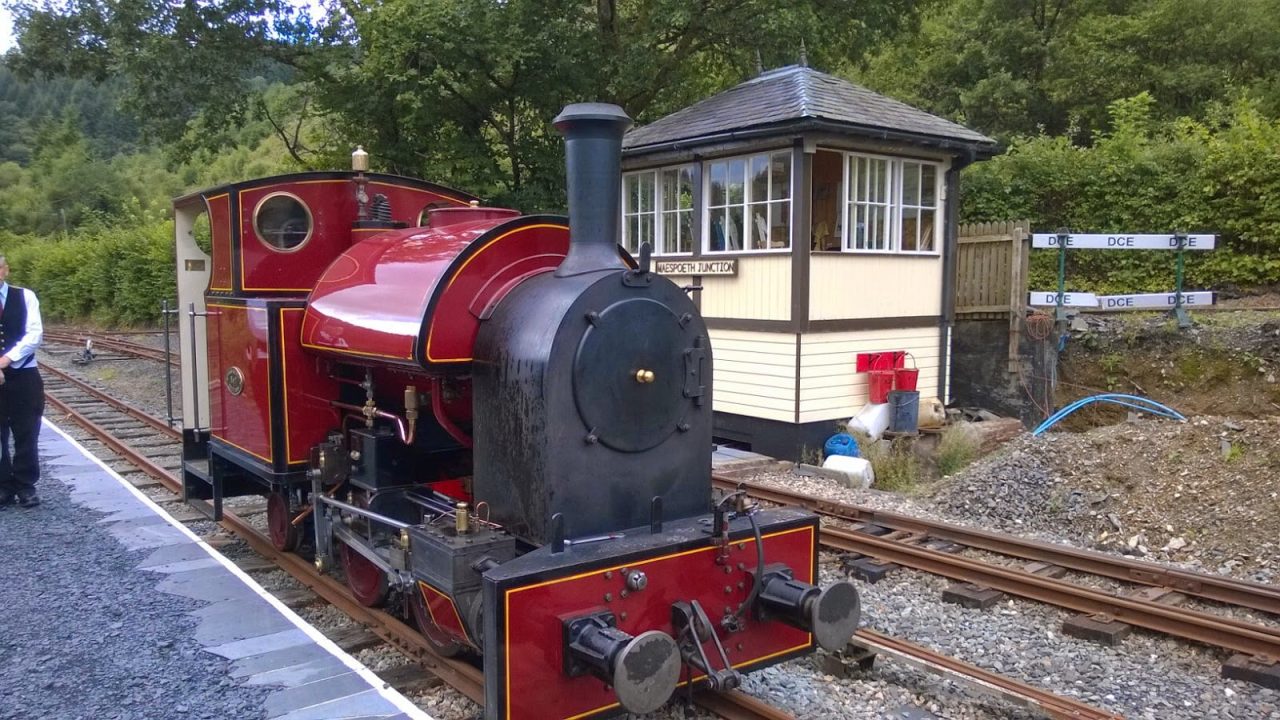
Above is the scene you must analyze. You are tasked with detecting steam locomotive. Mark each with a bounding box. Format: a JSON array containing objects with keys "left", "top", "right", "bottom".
[{"left": 172, "top": 103, "right": 860, "bottom": 720}]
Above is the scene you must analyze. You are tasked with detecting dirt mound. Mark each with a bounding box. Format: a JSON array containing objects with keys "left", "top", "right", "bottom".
[{"left": 932, "top": 415, "right": 1280, "bottom": 582}]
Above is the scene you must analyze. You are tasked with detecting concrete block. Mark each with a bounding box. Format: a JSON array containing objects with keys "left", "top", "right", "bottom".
[
  {"left": 1063, "top": 614, "right": 1131, "bottom": 645},
  {"left": 1221, "top": 654, "right": 1280, "bottom": 689},
  {"left": 942, "top": 583, "right": 1004, "bottom": 610},
  {"left": 847, "top": 557, "right": 898, "bottom": 584}
]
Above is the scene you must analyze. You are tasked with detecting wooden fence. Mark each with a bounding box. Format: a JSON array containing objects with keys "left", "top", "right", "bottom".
[
  {"left": 955, "top": 220, "right": 1030, "bottom": 318},
  {"left": 954, "top": 220, "right": 1031, "bottom": 372}
]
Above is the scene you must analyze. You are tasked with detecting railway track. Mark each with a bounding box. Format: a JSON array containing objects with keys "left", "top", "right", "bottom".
[
  {"left": 44, "top": 329, "right": 178, "bottom": 366},
  {"left": 715, "top": 475, "right": 1280, "bottom": 660},
  {"left": 40, "top": 358, "right": 1120, "bottom": 720}
]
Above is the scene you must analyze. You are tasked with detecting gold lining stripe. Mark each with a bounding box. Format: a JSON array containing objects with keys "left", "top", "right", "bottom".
[
  {"left": 503, "top": 525, "right": 815, "bottom": 719},
  {"left": 425, "top": 223, "right": 568, "bottom": 363},
  {"left": 205, "top": 193, "right": 233, "bottom": 292},
  {"left": 207, "top": 304, "right": 273, "bottom": 463},
  {"left": 419, "top": 581, "right": 469, "bottom": 639}
]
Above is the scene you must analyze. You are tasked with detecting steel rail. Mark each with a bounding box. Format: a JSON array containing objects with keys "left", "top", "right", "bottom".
[
  {"left": 45, "top": 330, "right": 177, "bottom": 366},
  {"left": 854, "top": 629, "right": 1122, "bottom": 720},
  {"left": 45, "top": 380, "right": 1115, "bottom": 720},
  {"left": 43, "top": 365, "right": 180, "bottom": 439},
  {"left": 715, "top": 476, "right": 1280, "bottom": 616},
  {"left": 42, "top": 388, "right": 487, "bottom": 705},
  {"left": 824, "top": 525, "right": 1280, "bottom": 658},
  {"left": 43, "top": 382, "right": 792, "bottom": 719}
]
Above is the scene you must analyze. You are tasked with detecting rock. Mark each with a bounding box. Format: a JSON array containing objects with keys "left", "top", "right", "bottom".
[{"left": 1164, "top": 537, "right": 1187, "bottom": 552}]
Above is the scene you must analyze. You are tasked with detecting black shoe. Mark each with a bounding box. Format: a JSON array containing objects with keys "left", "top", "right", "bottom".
[
  {"left": 0, "top": 495, "right": 16, "bottom": 508},
  {"left": 17, "top": 494, "right": 39, "bottom": 508}
]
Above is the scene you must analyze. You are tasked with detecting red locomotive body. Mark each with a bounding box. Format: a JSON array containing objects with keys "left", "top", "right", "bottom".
[{"left": 173, "top": 105, "right": 861, "bottom": 720}]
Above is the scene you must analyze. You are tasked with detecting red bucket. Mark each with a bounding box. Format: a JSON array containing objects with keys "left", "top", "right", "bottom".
[
  {"left": 868, "top": 370, "right": 895, "bottom": 404},
  {"left": 894, "top": 353, "right": 919, "bottom": 392}
]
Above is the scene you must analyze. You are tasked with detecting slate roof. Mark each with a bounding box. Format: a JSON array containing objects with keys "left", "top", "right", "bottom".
[{"left": 623, "top": 65, "right": 997, "bottom": 154}]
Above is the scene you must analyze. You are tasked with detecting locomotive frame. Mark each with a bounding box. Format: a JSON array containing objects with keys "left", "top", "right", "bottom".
[{"left": 172, "top": 103, "right": 861, "bottom": 720}]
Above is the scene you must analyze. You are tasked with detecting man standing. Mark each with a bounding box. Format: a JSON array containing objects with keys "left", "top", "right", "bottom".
[{"left": 0, "top": 255, "right": 43, "bottom": 508}]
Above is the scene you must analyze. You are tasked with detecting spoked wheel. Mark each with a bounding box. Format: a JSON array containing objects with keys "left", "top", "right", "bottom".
[
  {"left": 266, "top": 492, "right": 299, "bottom": 552},
  {"left": 340, "top": 542, "right": 390, "bottom": 607},
  {"left": 409, "top": 582, "right": 466, "bottom": 657}
]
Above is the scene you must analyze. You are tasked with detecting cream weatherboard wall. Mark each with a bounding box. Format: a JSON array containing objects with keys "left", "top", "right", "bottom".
[
  {"left": 707, "top": 329, "right": 796, "bottom": 423},
  {"left": 808, "top": 254, "right": 943, "bottom": 320},
  {"left": 696, "top": 255, "right": 791, "bottom": 321},
  {"left": 797, "top": 326, "right": 942, "bottom": 424}
]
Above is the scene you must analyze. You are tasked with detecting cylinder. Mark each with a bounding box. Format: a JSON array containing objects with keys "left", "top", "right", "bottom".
[{"left": 552, "top": 103, "right": 633, "bottom": 277}]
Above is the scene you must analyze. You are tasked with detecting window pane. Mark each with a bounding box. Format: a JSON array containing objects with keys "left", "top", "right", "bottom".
[
  {"left": 710, "top": 208, "right": 727, "bottom": 251},
  {"left": 771, "top": 201, "right": 790, "bottom": 249},
  {"left": 679, "top": 168, "right": 694, "bottom": 209},
  {"left": 625, "top": 215, "right": 638, "bottom": 252},
  {"left": 662, "top": 170, "right": 678, "bottom": 211},
  {"left": 918, "top": 209, "right": 936, "bottom": 251},
  {"left": 750, "top": 204, "right": 768, "bottom": 250},
  {"left": 678, "top": 210, "right": 693, "bottom": 253},
  {"left": 639, "top": 215, "right": 655, "bottom": 251},
  {"left": 921, "top": 164, "right": 937, "bottom": 205},
  {"left": 624, "top": 176, "right": 637, "bottom": 213},
  {"left": 662, "top": 212, "right": 677, "bottom": 255},
  {"left": 871, "top": 205, "right": 886, "bottom": 249},
  {"left": 710, "top": 162, "right": 727, "bottom": 206},
  {"left": 727, "top": 159, "right": 746, "bottom": 205},
  {"left": 901, "top": 207, "right": 919, "bottom": 251},
  {"left": 750, "top": 155, "right": 769, "bottom": 204},
  {"left": 727, "top": 206, "right": 744, "bottom": 251},
  {"left": 902, "top": 162, "right": 920, "bottom": 206},
  {"left": 639, "top": 172, "right": 655, "bottom": 213},
  {"left": 854, "top": 205, "right": 867, "bottom": 249},
  {"left": 771, "top": 153, "right": 791, "bottom": 200}
]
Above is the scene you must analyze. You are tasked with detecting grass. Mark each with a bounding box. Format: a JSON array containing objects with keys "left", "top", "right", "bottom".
[
  {"left": 858, "top": 435, "right": 920, "bottom": 492},
  {"left": 936, "top": 425, "right": 978, "bottom": 477}
]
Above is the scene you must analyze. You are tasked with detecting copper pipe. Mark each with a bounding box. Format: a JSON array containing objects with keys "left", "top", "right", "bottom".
[
  {"left": 291, "top": 481, "right": 346, "bottom": 527},
  {"left": 330, "top": 400, "right": 416, "bottom": 445},
  {"left": 430, "top": 377, "right": 473, "bottom": 448}
]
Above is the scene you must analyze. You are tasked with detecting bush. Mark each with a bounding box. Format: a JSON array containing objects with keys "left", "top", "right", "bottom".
[
  {"left": 859, "top": 436, "right": 920, "bottom": 492},
  {"left": 962, "top": 95, "right": 1280, "bottom": 292},
  {"left": 1, "top": 221, "right": 174, "bottom": 326}
]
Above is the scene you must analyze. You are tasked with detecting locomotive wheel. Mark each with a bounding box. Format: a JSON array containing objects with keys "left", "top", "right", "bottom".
[
  {"left": 409, "top": 583, "right": 466, "bottom": 657},
  {"left": 266, "top": 492, "right": 299, "bottom": 552},
  {"left": 340, "top": 542, "right": 390, "bottom": 607}
]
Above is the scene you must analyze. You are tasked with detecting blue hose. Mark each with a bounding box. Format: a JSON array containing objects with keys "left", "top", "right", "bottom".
[{"left": 1033, "top": 393, "right": 1186, "bottom": 436}]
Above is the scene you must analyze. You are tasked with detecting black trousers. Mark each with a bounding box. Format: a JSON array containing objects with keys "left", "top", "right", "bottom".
[{"left": 0, "top": 367, "right": 43, "bottom": 499}]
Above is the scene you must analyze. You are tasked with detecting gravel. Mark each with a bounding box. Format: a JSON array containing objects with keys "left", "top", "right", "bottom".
[{"left": 0, "top": 457, "right": 274, "bottom": 720}]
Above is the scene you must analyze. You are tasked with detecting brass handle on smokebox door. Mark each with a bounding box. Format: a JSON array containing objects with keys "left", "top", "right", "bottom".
[{"left": 634, "top": 369, "right": 656, "bottom": 384}]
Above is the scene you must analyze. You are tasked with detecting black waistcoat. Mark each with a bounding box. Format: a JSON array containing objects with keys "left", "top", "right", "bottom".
[{"left": 0, "top": 285, "right": 29, "bottom": 359}]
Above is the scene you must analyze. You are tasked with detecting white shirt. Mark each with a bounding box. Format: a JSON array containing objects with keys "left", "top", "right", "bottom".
[{"left": 0, "top": 282, "right": 42, "bottom": 370}]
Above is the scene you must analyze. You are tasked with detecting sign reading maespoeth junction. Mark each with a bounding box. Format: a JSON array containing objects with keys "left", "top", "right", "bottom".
[{"left": 654, "top": 259, "right": 738, "bottom": 276}]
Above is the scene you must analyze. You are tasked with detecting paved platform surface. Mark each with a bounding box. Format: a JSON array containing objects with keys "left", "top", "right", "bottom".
[{"left": 26, "top": 420, "right": 433, "bottom": 720}]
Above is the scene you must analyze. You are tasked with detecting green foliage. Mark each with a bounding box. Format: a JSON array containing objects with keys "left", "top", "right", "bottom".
[
  {"left": 857, "top": 0, "right": 1280, "bottom": 143},
  {"left": 1, "top": 222, "right": 174, "bottom": 325},
  {"left": 861, "top": 437, "right": 920, "bottom": 492},
  {"left": 962, "top": 96, "right": 1280, "bottom": 290},
  {"left": 935, "top": 425, "right": 977, "bottom": 477}
]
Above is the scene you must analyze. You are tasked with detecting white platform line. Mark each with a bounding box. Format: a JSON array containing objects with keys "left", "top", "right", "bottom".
[{"left": 42, "top": 418, "right": 436, "bottom": 720}]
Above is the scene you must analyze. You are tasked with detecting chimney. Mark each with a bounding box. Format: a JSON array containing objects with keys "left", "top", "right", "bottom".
[{"left": 552, "top": 103, "right": 633, "bottom": 277}]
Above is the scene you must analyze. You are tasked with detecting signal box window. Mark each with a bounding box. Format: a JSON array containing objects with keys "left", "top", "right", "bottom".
[
  {"left": 622, "top": 166, "right": 695, "bottom": 256},
  {"left": 254, "top": 193, "right": 313, "bottom": 251},
  {"left": 706, "top": 151, "right": 791, "bottom": 253}
]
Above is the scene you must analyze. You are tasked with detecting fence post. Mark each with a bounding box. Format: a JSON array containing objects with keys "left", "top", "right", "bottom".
[
  {"left": 1054, "top": 228, "right": 1069, "bottom": 322},
  {"left": 1171, "top": 231, "right": 1191, "bottom": 329}
]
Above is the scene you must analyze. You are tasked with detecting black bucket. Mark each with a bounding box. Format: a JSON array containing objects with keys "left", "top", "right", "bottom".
[{"left": 887, "top": 390, "right": 920, "bottom": 433}]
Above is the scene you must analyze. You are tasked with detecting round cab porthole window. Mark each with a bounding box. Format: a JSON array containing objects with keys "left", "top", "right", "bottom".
[
  {"left": 254, "top": 193, "right": 313, "bottom": 251},
  {"left": 418, "top": 202, "right": 449, "bottom": 227}
]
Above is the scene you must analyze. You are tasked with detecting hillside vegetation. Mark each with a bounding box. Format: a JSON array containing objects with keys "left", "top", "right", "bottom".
[{"left": 1, "top": 0, "right": 1278, "bottom": 322}]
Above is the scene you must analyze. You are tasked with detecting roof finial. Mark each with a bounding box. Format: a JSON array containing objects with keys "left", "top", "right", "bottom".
[
  {"left": 755, "top": 49, "right": 764, "bottom": 76},
  {"left": 799, "top": 39, "right": 808, "bottom": 68}
]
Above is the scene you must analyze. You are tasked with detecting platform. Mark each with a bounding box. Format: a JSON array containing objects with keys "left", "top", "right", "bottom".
[{"left": 27, "top": 419, "right": 434, "bottom": 720}]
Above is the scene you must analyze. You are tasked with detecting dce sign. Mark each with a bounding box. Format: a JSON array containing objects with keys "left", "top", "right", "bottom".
[{"left": 1032, "top": 233, "right": 1216, "bottom": 250}]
